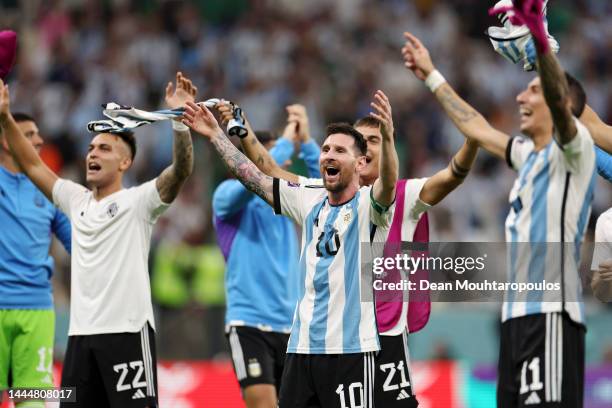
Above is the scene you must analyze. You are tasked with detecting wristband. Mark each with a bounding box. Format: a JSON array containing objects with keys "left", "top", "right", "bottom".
[
  {"left": 425, "top": 70, "right": 446, "bottom": 93},
  {"left": 172, "top": 120, "right": 189, "bottom": 132}
]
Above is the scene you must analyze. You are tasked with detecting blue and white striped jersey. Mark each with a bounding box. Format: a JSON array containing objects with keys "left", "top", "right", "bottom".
[
  {"left": 273, "top": 178, "right": 393, "bottom": 354},
  {"left": 503, "top": 118, "right": 596, "bottom": 324}
]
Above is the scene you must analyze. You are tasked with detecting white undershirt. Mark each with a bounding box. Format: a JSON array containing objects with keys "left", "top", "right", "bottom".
[{"left": 53, "top": 178, "right": 169, "bottom": 335}]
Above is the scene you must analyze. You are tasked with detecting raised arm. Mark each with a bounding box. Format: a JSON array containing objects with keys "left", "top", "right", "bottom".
[
  {"left": 217, "top": 102, "right": 301, "bottom": 184},
  {"left": 0, "top": 79, "right": 58, "bottom": 199},
  {"left": 183, "top": 102, "right": 274, "bottom": 205},
  {"left": 581, "top": 105, "right": 612, "bottom": 154},
  {"left": 402, "top": 32, "right": 510, "bottom": 160},
  {"left": 420, "top": 139, "right": 479, "bottom": 205},
  {"left": 156, "top": 72, "right": 195, "bottom": 203},
  {"left": 370, "top": 90, "right": 398, "bottom": 206},
  {"left": 534, "top": 50, "right": 576, "bottom": 145}
]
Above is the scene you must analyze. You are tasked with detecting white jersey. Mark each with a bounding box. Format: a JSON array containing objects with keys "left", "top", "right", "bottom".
[
  {"left": 502, "top": 118, "right": 596, "bottom": 324},
  {"left": 592, "top": 208, "right": 612, "bottom": 270},
  {"left": 275, "top": 178, "right": 393, "bottom": 354},
  {"left": 299, "top": 177, "right": 430, "bottom": 337},
  {"left": 53, "top": 179, "right": 169, "bottom": 335}
]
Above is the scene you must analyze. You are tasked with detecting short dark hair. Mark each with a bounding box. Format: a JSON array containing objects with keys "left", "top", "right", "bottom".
[
  {"left": 254, "top": 130, "right": 277, "bottom": 145},
  {"left": 353, "top": 116, "right": 381, "bottom": 129},
  {"left": 325, "top": 122, "right": 367, "bottom": 156},
  {"left": 112, "top": 131, "right": 137, "bottom": 161},
  {"left": 565, "top": 72, "right": 586, "bottom": 117},
  {"left": 12, "top": 112, "right": 36, "bottom": 123}
]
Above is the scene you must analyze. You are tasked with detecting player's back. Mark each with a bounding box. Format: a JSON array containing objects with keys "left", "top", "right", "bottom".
[
  {"left": 213, "top": 179, "right": 300, "bottom": 333},
  {"left": 0, "top": 165, "right": 69, "bottom": 308}
]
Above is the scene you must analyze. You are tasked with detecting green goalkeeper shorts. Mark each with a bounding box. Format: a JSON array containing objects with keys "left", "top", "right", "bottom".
[{"left": 0, "top": 309, "right": 55, "bottom": 389}]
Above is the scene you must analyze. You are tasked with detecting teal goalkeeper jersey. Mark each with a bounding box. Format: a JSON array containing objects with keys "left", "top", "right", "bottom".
[{"left": 0, "top": 165, "right": 71, "bottom": 309}]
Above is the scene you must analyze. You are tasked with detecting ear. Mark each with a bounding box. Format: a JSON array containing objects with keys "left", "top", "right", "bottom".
[
  {"left": 355, "top": 155, "right": 367, "bottom": 173},
  {"left": 119, "top": 156, "right": 132, "bottom": 172}
]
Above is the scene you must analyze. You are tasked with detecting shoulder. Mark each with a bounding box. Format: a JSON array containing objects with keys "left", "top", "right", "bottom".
[
  {"left": 596, "top": 208, "right": 612, "bottom": 231},
  {"left": 595, "top": 208, "right": 612, "bottom": 242},
  {"left": 297, "top": 176, "right": 325, "bottom": 188}
]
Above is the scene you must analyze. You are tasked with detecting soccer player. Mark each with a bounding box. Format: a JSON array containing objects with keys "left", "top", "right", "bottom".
[
  {"left": 218, "top": 95, "right": 479, "bottom": 406},
  {"left": 402, "top": 3, "right": 594, "bottom": 405},
  {"left": 0, "top": 72, "right": 195, "bottom": 407},
  {"left": 0, "top": 113, "right": 71, "bottom": 408},
  {"left": 182, "top": 95, "right": 397, "bottom": 408},
  {"left": 214, "top": 112, "right": 320, "bottom": 407}
]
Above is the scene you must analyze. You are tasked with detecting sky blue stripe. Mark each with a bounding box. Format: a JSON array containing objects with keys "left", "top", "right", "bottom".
[
  {"left": 574, "top": 166, "right": 596, "bottom": 321},
  {"left": 288, "top": 201, "right": 322, "bottom": 352},
  {"left": 342, "top": 193, "right": 362, "bottom": 352},
  {"left": 309, "top": 205, "right": 341, "bottom": 352},
  {"left": 525, "top": 145, "right": 551, "bottom": 315},
  {"left": 509, "top": 41, "right": 522, "bottom": 62},
  {"left": 506, "top": 151, "right": 539, "bottom": 317},
  {"left": 498, "top": 41, "right": 518, "bottom": 63}
]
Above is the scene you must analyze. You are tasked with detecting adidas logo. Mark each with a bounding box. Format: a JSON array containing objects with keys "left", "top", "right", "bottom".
[
  {"left": 396, "top": 389, "right": 411, "bottom": 400},
  {"left": 525, "top": 391, "right": 541, "bottom": 405},
  {"left": 132, "top": 389, "right": 146, "bottom": 399}
]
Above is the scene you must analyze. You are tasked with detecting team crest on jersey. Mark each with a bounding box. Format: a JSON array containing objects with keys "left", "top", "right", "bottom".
[
  {"left": 34, "top": 194, "right": 45, "bottom": 208},
  {"left": 247, "top": 359, "right": 262, "bottom": 377},
  {"left": 106, "top": 202, "right": 119, "bottom": 218}
]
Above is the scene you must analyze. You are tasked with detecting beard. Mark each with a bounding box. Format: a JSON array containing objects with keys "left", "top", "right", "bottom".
[{"left": 323, "top": 173, "right": 351, "bottom": 193}]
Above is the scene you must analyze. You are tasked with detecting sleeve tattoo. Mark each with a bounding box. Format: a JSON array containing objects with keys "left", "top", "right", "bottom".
[
  {"left": 157, "top": 129, "right": 194, "bottom": 203},
  {"left": 212, "top": 132, "right": 274, "bottom": 204}
]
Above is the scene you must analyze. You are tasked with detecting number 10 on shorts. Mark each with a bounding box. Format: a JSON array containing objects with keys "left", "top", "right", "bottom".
[{"left": 336, "top": 382, "right": 363, "bottom": 408}]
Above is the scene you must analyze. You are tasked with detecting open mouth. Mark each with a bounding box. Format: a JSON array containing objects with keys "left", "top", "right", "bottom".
[
  {"left": 326, "top": 167, "right": 339, "bottom": 176},
  {"left": 519, "top": 107, "right": 532, "bottom": 119},
  {"left": 323, "top": 163, "right": 340, "bottom": 181},
  {"left": 88, "top": 162, "right": 101, "bottom": 172}
]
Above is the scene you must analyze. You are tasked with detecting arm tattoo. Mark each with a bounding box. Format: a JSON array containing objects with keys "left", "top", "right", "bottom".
[
  {"left": 437, "top": 87, "right": 478, "bottom": 123},
  {"left": 157, "top": 129, "right": 194, "bottom": 203},
  {"left": 212, "top": 132, "right": 273, "bottom": 204},
  {"left": 536, "top": 52, "right": 575, "bottom": 143}
]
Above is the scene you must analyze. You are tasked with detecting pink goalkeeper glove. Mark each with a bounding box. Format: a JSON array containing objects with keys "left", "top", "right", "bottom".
[{"left": 489, "top": 0, "right": 550, "bottom": 54}]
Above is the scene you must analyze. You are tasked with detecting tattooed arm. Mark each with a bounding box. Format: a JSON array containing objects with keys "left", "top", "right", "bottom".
[
  {"left": 156, "top": 72, "right": 196, "bottom": 203},
  {"left": 402, "top": 32, "right": 510, "bottom": 160},
  {"left": 156, "top": 128, "right": 194, "bottom": 203},
  {"left": 183, "top": 102, "right": 274, "bottom": 205},
  {"left": 535, "top": 50, "right": 576, "bottom": 145},
  {"left": 217, "top": 102, "right": 301, "bottom": 183}
]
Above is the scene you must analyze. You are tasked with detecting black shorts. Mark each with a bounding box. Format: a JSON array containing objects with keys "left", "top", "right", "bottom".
[
  {"left": 60, "top": 324, "right": 158, "bottom": 408},
  {"left": 375, "top": 332, "right": 418, "bottom": 407},
  {"left": 497, "top": 312, "right": 585, "bottom": 408},
  {"left": 278, "top": 352, "right": 377, "bottom": 408},
  {"left": 226, "top": 326, "right": 289, "bottom": 390}
]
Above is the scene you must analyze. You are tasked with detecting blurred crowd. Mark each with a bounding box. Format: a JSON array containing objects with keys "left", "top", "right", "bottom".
[{"left": 1, "top": 0, "right": 611, "bottom": 358}]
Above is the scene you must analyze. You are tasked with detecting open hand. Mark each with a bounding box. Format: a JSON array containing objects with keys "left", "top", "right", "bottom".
[
  {"left": 402, "top": 32, "right": 435, "bottom": 81},
  {"left": 165, "top": 72, "right": 198, "bottom": 110},
  {"left": 182, "top": 101, "right": 223, "bottom": 139},
  {"left": 369, "top": 90, "right": 394, "bottom": 140},
  {"left": 286, "top": 104, "right": 310, "bottom": 142}
]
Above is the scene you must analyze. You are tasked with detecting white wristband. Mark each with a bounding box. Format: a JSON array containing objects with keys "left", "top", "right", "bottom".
[
  {"left": 172, "top": 120, "right": 189, "bottom": 132},
  {"left": 425, "top": 70, "right": 446, "bottom": 93}
]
